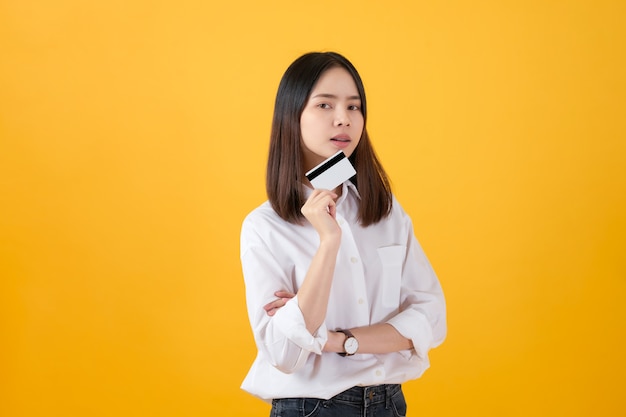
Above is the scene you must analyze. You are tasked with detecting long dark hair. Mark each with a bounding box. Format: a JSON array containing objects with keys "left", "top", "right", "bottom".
[{"left": 266, "top": 52, "right": 392, "bottom": 226}]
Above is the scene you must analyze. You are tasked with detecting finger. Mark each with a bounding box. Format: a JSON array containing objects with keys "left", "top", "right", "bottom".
[
  {"left": 307, "top": 190, "right": 338, "bottom": 205},
  {"left": 263, "top": 298, "right": 286, "bottom": 312},
  {"left": 326, "top": 198, "right": 337, "bottom": 216},
  {"left": 274, "top": 291, "right": 295, "bottom": 299},
  {"left": 263, "top": 301, "right": 279, "bottom": 312},
  {"left": 316, "top": 192, "right": 338, "bottom": 206},
  {"left": 305, "top": 194, "right": 336, "bottom": 216},
  {"left": 327, "top": 202, "right": 336, "bottom": 218}
]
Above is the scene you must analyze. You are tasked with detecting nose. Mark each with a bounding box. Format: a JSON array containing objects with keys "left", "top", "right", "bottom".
[{"left": 334, "top": 109, "right": 351, "bottom": 127}]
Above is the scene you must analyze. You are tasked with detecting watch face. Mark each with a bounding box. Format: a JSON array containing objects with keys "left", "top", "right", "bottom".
[{"left": 345, "top": 337, "right": 358, "bottom": 355}]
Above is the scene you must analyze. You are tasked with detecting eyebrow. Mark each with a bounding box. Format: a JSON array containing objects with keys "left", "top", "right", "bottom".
[{"left": 311, "top": 93, "right": 361, "bottom": 100}]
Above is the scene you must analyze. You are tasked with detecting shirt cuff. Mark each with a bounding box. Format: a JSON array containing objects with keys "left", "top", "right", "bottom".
[
  {"left": 272, "top": 295, "right": 328, "bottom": 355},
  {"left": 386, "top": 308, "right": 434, "bottom": 359}
]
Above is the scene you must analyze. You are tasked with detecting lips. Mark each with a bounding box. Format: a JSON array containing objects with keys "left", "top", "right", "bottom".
[
  {"left": 330, "top": 134, "right": 352, "bottom": 149},
  {"left": 331, "top": 134, "right": 351, "bottom": 143}
]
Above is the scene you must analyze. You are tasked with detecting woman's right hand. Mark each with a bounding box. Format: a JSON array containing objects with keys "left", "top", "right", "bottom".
[
  {"left": 264, "top": 290, "right": 295, "bottom": 316},
  {"left": 301, "top": 189, "right": 342, "bottom": 242}
]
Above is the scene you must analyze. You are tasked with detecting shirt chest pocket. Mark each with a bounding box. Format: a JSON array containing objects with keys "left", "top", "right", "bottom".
[{"left": 377, "top": 245, "right": 406, "bottom": 308}]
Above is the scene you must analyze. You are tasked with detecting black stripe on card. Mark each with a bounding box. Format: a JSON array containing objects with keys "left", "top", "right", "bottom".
[{"left": 305, "top": 151, "right": 346, "bottom": 181}]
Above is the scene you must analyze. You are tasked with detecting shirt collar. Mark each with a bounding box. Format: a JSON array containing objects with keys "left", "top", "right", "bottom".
[{"left": 342, "top": 180, "right": 361, "bottom": 202}]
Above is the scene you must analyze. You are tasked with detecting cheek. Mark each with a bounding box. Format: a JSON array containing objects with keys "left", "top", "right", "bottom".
[
  {"left": 354, "top": 118, "right": 365, "bottom": 136},
  {"left": 300, "top": 114, "right": 322, "bottom": 137},
  {"left": 299, "top": 112, "right": 313, "bottom": 131}
]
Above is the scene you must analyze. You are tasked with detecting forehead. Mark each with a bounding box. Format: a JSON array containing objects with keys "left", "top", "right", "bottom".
[{"left": 311, "top": 66, "right": 360, "bottom": 96}]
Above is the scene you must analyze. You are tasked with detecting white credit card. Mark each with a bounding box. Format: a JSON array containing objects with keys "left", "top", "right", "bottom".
[{"left": 305, "top": 150, "right": 356, "bottom": 190}]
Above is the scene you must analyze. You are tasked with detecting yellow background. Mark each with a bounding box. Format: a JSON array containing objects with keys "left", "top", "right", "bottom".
[{"left": 1, "top": 1, "right": 625, "bottom": 416}]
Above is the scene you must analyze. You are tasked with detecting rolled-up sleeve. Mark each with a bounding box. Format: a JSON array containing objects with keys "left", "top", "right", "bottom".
[
  {"left": 241, "top": 218, "right": 328, "bottom": 374},
  {"left": 386, "top": 215, "right": 447, "bottom": 359}
]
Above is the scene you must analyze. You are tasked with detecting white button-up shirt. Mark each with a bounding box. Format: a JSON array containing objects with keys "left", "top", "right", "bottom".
[{"left": 240, "top": 181, "right": 446, "bottom": 402}]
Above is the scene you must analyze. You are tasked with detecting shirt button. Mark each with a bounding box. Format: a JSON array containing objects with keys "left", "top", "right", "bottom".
[
  {"left": 358, "top": 298, "right": 364, "bottom": 304},
  {"left": 375, "top": 370, "right": 382, "bottom": 377},
  {"left": 350, "top": 257, "right": 358, "bottom": 264}
]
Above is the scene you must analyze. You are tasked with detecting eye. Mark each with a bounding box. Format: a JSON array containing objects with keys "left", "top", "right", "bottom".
[
  {"left": 317, "top": 103, "right": 332, "bottom": 109},
  {"left": 348, "top": 105, "right": 360, "bottom": 111}
]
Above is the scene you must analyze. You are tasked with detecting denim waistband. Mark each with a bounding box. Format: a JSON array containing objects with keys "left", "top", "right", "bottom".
[{"left": 331, "top": 384, "right": 401, "bottom": 406}]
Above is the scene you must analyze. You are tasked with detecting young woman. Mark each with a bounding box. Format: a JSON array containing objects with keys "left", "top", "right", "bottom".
[{"left": 240, "top": 52, "right": 446, "bottom": 417}]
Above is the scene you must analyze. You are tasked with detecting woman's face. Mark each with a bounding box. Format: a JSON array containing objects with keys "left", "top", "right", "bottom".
[{"left": 300, "top": 66, "right": 364, "bottom": 172}]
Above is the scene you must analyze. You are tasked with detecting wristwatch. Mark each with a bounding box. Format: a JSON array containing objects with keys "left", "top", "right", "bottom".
[{"left": 337, "top": 329, "right": 359, "bottom": 356}]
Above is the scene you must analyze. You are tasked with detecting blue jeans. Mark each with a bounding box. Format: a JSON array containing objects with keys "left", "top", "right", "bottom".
[{"left": 270, "top": 384, "right": 407, "bottom": 417}]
